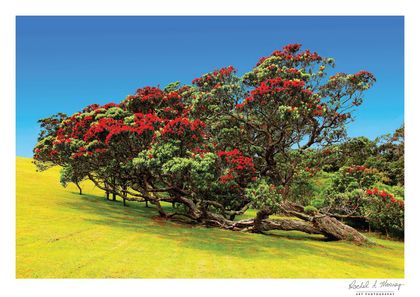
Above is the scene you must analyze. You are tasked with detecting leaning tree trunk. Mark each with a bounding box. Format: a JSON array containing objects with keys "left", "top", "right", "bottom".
[
  {"left": 243, "top": 213, "right": 369, "bottom": 244},
  {"left": 312, "top": 215, "right": 369, "bottom": 244},
  {"left": 75, "top": 182, "right": 82, "bottom": 195},
  {"left": 253, "top": 207, "right": 273, "bottom": 233},
  {"left": 167, "top": 197, "right": 370, "bottom": 245},
  {"left": 276, "top": 201, "right": 370, "bottom": 245}
]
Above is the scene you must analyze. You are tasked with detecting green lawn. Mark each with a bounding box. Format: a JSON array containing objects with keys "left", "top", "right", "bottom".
[{"left": 16, "top": 157, "right": 404, "bottom": 278}]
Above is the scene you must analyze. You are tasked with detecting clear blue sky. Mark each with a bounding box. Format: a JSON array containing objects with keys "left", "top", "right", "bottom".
[{"left": 16, "top": 16, "right": 404, "bottom": 157}]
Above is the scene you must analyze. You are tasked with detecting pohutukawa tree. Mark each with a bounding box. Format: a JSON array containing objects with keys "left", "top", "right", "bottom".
[{"left": 34, "top": 44, "right": 376, "bottom": 244}]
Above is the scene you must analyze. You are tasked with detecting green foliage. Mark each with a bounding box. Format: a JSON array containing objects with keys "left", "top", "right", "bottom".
[
  {"left": 310, "top": 198, "right": 325, "bottom": 209},
  {"left": 246, "top": 179, "right": 283, "bottom": 210},
  {"left": 164, "top": 81, "right": 181, "bottom": 93},
  {"left": 325, "top": 189, "right": 366, "bottom": 217},
  {"left": 303, "top": 205, "right": 318, "bottom": 215},
  {"left": 321, "top": 127, "right": 404, "bottom": 187},
  {"left": 59, "top": 165, "right": 74, "bottom": 187},
  {"left": 59, "top": 164, "right": 86, "bottom": 194},
  {"left": 328, "top": 166, "right": 380, "bottom": 194},
  {"left": 363, "top": 190, "right": 404, "bottom": 238}
]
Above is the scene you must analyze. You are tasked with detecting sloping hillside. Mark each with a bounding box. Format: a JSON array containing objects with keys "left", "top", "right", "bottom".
[{"left": 16, "top": 157, "right": 404, "bottom": 278}]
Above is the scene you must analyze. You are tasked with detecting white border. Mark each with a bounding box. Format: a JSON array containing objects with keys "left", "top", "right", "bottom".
[{"left": 2, "top": 1, "right": 419, "bottom": 297}]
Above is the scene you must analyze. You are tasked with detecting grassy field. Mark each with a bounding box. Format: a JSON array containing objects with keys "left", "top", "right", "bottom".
[{"left": 16, "top": 157, "right": 404, "bottom": 278}]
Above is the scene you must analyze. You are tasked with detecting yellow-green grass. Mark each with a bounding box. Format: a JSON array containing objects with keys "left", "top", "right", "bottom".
[{"left": 16, "top": 157, "right": 404, "bottom": 278}]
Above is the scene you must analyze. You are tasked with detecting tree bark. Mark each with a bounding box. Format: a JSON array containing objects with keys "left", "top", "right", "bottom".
[
  {"left": 151, "top": 200, "right": 166, "bottom": 217},
  {"left": 253, "top": 208, "right": 273, "bottom": 233},
  {"left": 312, "top": 215, "right": 369, "bottom": 244},
  {"left": 75, "top": 182, "right": 82, "bottom": 195},
  {"left": 122, "top": 185, "right": 127, "bottom": 206},
  {"left": 196, "top": 202, "right": 371, "bottom": 245},
  {"left": 261, "top": 218, "right": 323, "bottom": 234}
]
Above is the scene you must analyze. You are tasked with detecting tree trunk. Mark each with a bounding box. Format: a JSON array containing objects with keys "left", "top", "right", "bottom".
[
  {"left": 204, "top": 202, "right": 371, "bottom": 244},
  {"left": 260, "top": 218, "right": 323, "bottom": 234},
  {"left": 75, "top": 182, "right": 82, "bottom": 195},
  {"left": 122, "top": 185, "right": 127, "bottom": 206},
  {"left": 152, "top": 200, "right": 166, "bottom": 217},
  {"left": 277, "top": 201, "right": 371, "bottom": 244},
  {"left": 112, "top": 178, "right": 117, "bottom": 201},
  {"left": 253, "top": 208, "right": 273, "bottom": 233},
  {"left": 312, "top": 215, "right": 369, "bottom": 244}
]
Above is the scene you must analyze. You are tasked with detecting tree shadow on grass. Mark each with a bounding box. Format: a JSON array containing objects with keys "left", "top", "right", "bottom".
[{"left": 61, "top": 191, "right": 402, "bottom": 271}]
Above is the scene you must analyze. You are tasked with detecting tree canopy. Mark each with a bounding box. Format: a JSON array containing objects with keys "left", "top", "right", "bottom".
[{"left": 34, "top": 44, "right": 394, "bottom": 244}]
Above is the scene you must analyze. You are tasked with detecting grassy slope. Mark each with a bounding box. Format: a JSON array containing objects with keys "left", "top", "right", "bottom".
[{"left": 16, "top": 157, "right": 404, "bottom": 278}]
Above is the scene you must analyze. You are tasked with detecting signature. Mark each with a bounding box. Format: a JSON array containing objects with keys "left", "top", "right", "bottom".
[{"left": 348, "top": 280, "right": 403, "bottom": 291}]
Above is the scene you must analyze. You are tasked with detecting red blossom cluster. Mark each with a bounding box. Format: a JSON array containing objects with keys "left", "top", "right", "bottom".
[
  {"left": 71, "top": 147, "right": 93, "bottom": 159},
  {"left": 52, "top": 137, "right": 72, "bottom": 145},
  {"left": 192, "top": 66, "right": 236, "bottom": 88},
  {"left": 161, "top": 117, "right": 206, "bottom": 143},
  {"left": 219, "top": 173, "right": 235, "bottom": 183},
  {"left": 101, "top": 103, "right": 120, "bottom": 109},
  {"left": 70, "top": 115, "right": 94, "bottom": 138},
  {"left": 304, "top": 167, "right": 319, "bottom": 177},
  {"left": 217, "top": 149, "right": 256, "bottom": 184},
  {"left": 283, "top": 43, "right": 302, "bottom": 53},
  {"left": 191, "top": 147, "right": 210, "bottom": 158},
  {"left": 312, "top": 105, "right": 325, "bottom": 116},
  {"left": 105, "top": 125, "right": 149, "bottom": 145},
  {"left": 133, "top": 113, "right": 163, "bottom": 131},
  {"left": 82, "top": 103, "right": 120, "bottom": 113},
  {"left": 354, "top": 70, "right": 372, "bottom": 77},
  {"left": 70, "top": 147, "right": 108, "bottom": 159},
  {"left": 123, "top": 86, "right": 188, "bottom": 119},
  {"left": 324, "top": 71, "right": 375, "bottom": 91},
  {"left": 84, "top": 114, "right": 159, "bottom": 146},
  {"left": 83, "top": 118, "right": 121, "bottom": 142},
  {"left": 285, "top": 68, "right": 300, "bottom": 75},
  {"left": 122, "top": 86, "right": 166, "bottom": 113},
  {"left": 365, "top": 188, "right": 404, "bottom": 208},
  {"left": 321, "top": 148, "right": 333, "bottom": 155},
  {"left": 235, "top": 102, "right": 246, "bottom": 110},
  {"left": 256, "top": 44, "right": 321, "bottom": 66},
  {"left": 56, "top": 112, "right": 99, "bottom": 141},
  {"left": 347, "top": 165, "right": 367, "bottom": 173},
  {"left": 243, "top": 77, "right": 309, "bottom": 106},
  {"left": 33, "top": 82, "right": 212, "bottom": 163},
  {"left": 83, "top": 104, "right": 100, "bottom": 112},
  {"left": 135, "top": 86, "right": 165, "bottom": 102},
  {"left": 334, "top": 111, "right": 350, "bottom": 121},
  {"left": 347, "top": 71, "right": 376, "bottom": 88}
]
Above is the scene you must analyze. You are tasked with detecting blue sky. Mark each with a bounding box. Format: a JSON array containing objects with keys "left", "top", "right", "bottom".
[{"left": 16, "top": 16, "right": 404, "bottom": 157}]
